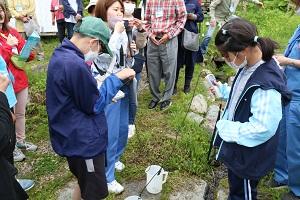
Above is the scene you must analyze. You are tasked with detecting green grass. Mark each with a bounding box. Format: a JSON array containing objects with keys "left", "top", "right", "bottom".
[{"left": 18, "top": 8, "right": 299, "bottom": 199}]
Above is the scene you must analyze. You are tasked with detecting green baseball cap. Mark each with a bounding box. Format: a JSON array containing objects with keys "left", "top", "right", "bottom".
[{"left": 74, "top": 16, "right": 112, "bottom": 56}]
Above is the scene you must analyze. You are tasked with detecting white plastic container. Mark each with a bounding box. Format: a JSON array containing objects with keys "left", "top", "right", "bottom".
[{"left": 145, "top": 165, "right": 168, "bottom": 194}]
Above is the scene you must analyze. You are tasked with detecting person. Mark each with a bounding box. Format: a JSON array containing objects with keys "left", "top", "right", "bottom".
[
  {"left": 122, "top": 0, "right": 147, "bottom": 138},
  {"left": 272, "top": 1, "right": 300, "bottom": 199},
  {"left": 174, "top": 0, "right": 204, "bottom": 94},
  {"left": 61, "top": 0, "right": 83, "bottom": 39},
  {"left": 95, "top": 0, "right": 143, "bottom": 193},
  {"left": 145, "top": 0, "right": 187, "bottom": 110},
  {"left": 46, "top": 16, "right": 135, "bottom": 200},
  {"left": 7, "top": 0, "right": 44, "bottom": 61},
  {"left": 50, "top": 0, "right": 65, "bottom": 43},
  {"left": 0, "top": 2, "right": 36, "bottom": 162},
  {"left": 199, "top": 0, "right": 263, "bottom": 55},
  {"left": 212, "top": 18, "right": 290, "bottom": 199},
  {"left": 0, "top": 73, "right": 30, "bottom": 200},
  {"left": 86, "top": 0, "right": 97, "bottom": 16}
]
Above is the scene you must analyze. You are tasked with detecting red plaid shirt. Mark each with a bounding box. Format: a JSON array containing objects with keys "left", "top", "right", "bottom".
[{"left": 145, "top": 0, "right": 187, "bottom": 39}]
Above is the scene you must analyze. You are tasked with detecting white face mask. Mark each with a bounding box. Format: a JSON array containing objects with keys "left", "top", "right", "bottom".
[
  {"left": 296, "top": 7, "right": 300, "bottom": 16},
  {"left": 226, "top": 53, "right": 247, "bottom": 69},
  {"left": 124, "top": 3, "right": 135, "bottom": 15},
  {"left": 84, "top": 41, "right": 99, "bottom": 62}
]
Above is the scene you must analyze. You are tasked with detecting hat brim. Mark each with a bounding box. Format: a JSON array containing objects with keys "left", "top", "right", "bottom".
[
  {"left": 103, "top": 44, "right": 113, "bottom": 57},
  {"left": 85, "top": 3, "right": 96, "bottom": 10}
]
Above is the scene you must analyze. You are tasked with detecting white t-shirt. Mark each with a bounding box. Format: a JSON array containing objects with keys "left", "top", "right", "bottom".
[{"left": 65, "top": 0, "right": 78, "bottom": 23}]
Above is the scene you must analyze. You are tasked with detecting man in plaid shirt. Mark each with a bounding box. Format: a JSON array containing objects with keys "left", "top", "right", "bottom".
[{"left": 145, "top": 0, "right": 187, "bottom": 110}]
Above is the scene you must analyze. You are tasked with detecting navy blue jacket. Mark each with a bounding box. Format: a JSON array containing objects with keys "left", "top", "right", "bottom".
[
  {"left": 184, "top": 0, "right": 204, "bottom": 33},
  {"left": 216, "top": 59, "right": 291, "bottom": 180},
  {"left": 46, "top": 39, "right": 123, "bottom": 159},
  {"left": 62, "top": 0, "right": 83, "bottom": 19}
]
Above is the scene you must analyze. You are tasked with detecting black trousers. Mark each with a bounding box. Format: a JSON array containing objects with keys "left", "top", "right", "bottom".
[
  {"left": 56, "top": 21, "right": 66, "bottom": 43},
  {"left": 228, "top": 169, "right": 259, "bottom": 200},
  {"left": 175, "top": 34, "right": 196, "bottom": 88}
]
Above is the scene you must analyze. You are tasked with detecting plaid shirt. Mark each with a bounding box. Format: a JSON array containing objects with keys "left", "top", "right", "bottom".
[{"left": 145, "top": 0, "right": 187, "bottom": 39}]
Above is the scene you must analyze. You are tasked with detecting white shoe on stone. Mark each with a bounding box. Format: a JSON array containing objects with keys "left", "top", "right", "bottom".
[
  {"left": 115, "top": 161, "right": 125, "bottom": 172},
  {"left": 107, "top": 180, "right": 124, "bottom": 194},
  {"left": 128, "top": 124, "right": 136, "bottom": 139}
]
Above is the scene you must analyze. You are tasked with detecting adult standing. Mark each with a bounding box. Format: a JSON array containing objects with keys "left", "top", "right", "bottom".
[
  {"left": 145, "top": 0, "right": 187, "bottom": 110},
  {"left": 199, "top": 0, "right": 263, "bottom": 55},
  {"left": 0, "top": 2, "right": 37, "bottom": 162},
  {"left": 51, "top": 0, "right": 66, "bottom": 43},
  {"left": 174, "top": 0, "right": 204, "bottom": 94},
  {"left": 61, "top": 0, "right": 83, "bottom": 39},
  {"left": 0, "top": 73, "right": 29, "bottom": 200},
  {"left": 272, "top": 1, "right": 300, "bottom": 199}
]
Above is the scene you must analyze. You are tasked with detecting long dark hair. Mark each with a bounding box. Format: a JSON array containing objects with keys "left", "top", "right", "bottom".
[
  {"left": 0, "top": 2, "right": 10, "bottom": 32},
  {"left": 94, "top": 0, "right": 124, "bottom": 22},
  {"left": 215, "top": 18, "right": 278, "bottom": 61}
]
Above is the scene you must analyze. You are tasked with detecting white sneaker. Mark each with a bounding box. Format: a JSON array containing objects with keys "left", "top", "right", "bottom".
[
  {"left": 128, "top": 124, "right": 136, "bottom": 139},
  {"left": 107, "top": 180, "right": 124, "bottom": 194},
  {"left": 13, "top": 147, "right": 25, "bottom": 162},
  {"left": 115, "top": 161, "right": 125, "bottom": 172}
]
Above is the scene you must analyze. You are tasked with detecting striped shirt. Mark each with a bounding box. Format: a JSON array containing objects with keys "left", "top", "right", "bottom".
[{"left": 144, "top": 0, "right": 187, "bottom": 39}]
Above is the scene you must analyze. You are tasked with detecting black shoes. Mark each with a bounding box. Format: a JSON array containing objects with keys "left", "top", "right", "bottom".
[
  {"left": 148, "top": 100, "right": 159, "bottom": 109},
  {"left": 160, "top": 100, "right": 172, "bottom": 111},
  {"left": 183, "top": 85, "right": 191, "bottom": 94}
]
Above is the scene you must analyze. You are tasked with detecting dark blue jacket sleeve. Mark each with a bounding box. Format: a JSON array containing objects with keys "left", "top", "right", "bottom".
[
  {"left": 77, "top": 0, "right": 83, "bottom": 15},
  {"left": 195, "top": 1, "right": 204, "bottom": 23},
  {"left": 65, "top": 62, "right": 100, "bottom": 115},
  {"left": 93, "top": 74, "right": 123, "bottom": 113},
  {"left": 62, "top": 0, "right": 78, "bottom": 16}
]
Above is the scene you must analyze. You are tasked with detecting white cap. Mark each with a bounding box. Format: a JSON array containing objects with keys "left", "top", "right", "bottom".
[{"left": 85, "top": 0, "right": 97, "bottom": 10}]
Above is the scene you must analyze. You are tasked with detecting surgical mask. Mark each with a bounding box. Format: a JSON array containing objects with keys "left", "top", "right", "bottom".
[
  {"left": 296, "top": 7, "right": 300, "bottom": 16},
  {"left": 84, "top": 42, "right": 99, "bottom": 62},
  {"left": 124, "top": 3, "right": 135, "bottom": 15},
  {"left": 226, "top": 53, "right": 247, "bottom": 69},
  {"left": 107, "top": 15, "right": 123, "bottom": 29},
  {"left": 84, "top": 50, "right": 98, "bottom": 62}
]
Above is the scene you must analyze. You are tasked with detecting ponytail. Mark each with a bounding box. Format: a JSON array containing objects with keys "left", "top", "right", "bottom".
[{"left": 256, "top": 37, "right": 279, "bottom": 61}]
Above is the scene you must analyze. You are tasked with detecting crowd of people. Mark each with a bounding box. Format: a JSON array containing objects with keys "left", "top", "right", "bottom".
[{"left": 0, "top": 0, "right": 300, "bottom": 199}]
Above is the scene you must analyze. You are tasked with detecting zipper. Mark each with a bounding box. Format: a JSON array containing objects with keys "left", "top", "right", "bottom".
[{"left": 216, "top": 84, "right": 260, "bottom": 160}]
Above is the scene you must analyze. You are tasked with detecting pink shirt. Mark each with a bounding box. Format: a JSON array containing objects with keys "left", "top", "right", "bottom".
[{"left": 51, "top": 0, "right": 64, "bottom": 21}]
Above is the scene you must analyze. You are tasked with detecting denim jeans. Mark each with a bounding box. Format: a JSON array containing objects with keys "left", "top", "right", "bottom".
[
  {"left": 200, "top": 24, "right": 216, "bottom": 55},
  {"left": 65, "top": 22, "right": 75, "bottom": 39}
]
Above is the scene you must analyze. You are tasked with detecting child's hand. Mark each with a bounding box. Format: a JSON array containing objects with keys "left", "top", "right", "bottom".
[{"left": 115, "top": 68, "right": 135, "bottom": 80}]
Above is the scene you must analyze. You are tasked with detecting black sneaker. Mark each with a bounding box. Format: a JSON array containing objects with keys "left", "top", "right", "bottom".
[
  {"left": 160, "top": 100, "right": 172, "bottom": 111},
  {"left": 183, "top": 86, "right": 191, "bottom": 94},
  {"left": 281, "top": 192, "right": 300, "bottom": 200},
  {"left": 148, "top": 100, "right": 159, "bottom": 109},
  {"left": 269, "top": 179, "right": 287, "bottom": 189}
]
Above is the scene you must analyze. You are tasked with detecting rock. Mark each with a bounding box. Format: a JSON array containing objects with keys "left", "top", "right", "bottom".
[
  {"left": 169, "top": 179, "right": 207, "bottom": 200},
  {"left": 204, "top": 105, "right": 220, "bottom": 132},
  {"left": 58, "top": 181, "right": 77, "bottom": 200},
  {"left": 187, "top": 112, "right": 204, "bottom": 125},
  {"left": 217, "top": 189, "right": 228, "bottom": 200},
  {"left": 190, "top": 94, "right": 207, "bottom": 114},
  {"left": 118, "top": 180, "right": 162, "bottom": 200}
]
